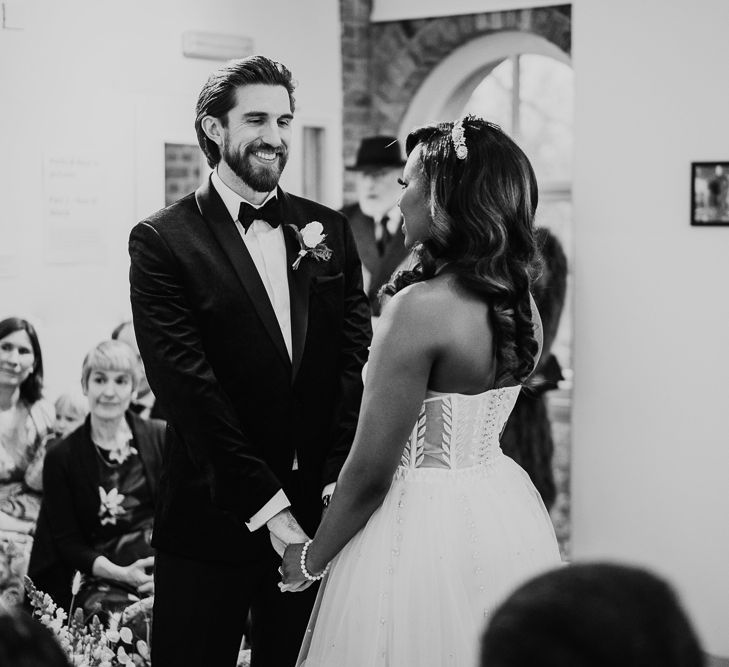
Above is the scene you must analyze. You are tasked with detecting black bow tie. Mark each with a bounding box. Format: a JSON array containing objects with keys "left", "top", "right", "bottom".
[{"left": 238, "top": 198, "right": 283, "bottom": 232}]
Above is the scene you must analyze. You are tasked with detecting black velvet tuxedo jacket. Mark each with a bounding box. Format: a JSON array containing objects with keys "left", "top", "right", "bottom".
[
  {"left": 341, "top": 203, "right": 410, "bottom": 317},
  {"left": 28, "top": 413, "right": 165, "bottom": 609},
  {"left": 128, "top": 178, "right": 372, "bottom": 564}
]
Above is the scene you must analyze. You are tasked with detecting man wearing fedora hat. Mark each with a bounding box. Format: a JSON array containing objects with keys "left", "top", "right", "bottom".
[{"left": 342, "top": 135, "right": 411, "bottom": 317}]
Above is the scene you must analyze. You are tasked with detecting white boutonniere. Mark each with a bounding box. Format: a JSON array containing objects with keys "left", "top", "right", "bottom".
[
  {"left": 289, "top": 221, "right": 333, "bottom": 270},
  {"left": 99, "top": 486, "right": 126, "bottom": 526}
]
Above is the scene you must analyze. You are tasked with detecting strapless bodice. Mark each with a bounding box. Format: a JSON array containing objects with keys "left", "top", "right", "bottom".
[{"left": 399, "top": 385, "right": 521, "bottom": 471}]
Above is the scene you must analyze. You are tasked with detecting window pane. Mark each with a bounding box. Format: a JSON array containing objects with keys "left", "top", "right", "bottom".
[
  {"left": 302, "top": 127, "right": 325, "bottom": 201},
  {"left": 518, "top": 54, "right": 574, "bottom": 184},
  {"left": 462, "top": 58, "right": 513, "bottom": 134}
]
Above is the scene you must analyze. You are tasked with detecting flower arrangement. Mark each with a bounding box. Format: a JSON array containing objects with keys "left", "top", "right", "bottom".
[
  {"left": 289, "top": 222, "right": 332, "bottom": 270},
  {"left": 24, "top": 574, "right": 151, "bottom": 666},
  {"left": 24, "top": 574, "right": 253, "bottom": 666}
]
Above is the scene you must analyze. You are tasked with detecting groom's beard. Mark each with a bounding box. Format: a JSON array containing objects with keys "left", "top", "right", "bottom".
[{"left": 223, "top": 138, "right": 288, "bottom": 193}]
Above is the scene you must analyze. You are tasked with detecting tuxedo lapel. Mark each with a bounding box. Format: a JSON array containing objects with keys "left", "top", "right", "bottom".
[
  {"left": 279, "top": 189, "right": 310, "bottom": 381},
  {"left": 195, "top": 178, "right": 291, "bottom": 370}
]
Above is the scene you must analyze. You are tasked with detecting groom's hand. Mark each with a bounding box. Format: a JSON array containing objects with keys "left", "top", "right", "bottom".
[
  {"left": 270, "top": 533, "right": 287, "bottom": 557},
  {"left": 266, "top": 508, "right": 308, "bottom": 550}
]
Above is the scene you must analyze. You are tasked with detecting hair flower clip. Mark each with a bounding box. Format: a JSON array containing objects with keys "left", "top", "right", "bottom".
[{"left": 451, "top": 117, "right": 468, "bottom": 160}]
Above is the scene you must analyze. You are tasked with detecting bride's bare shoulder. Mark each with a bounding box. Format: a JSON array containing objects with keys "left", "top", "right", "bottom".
[{"left": 379, "top": 276, "right": 476, "bottom": 334}]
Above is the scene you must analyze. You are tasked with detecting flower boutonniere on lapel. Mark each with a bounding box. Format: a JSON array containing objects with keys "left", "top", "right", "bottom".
[{"left": 289, "top": 221, "right": 332, "bottom": 270}]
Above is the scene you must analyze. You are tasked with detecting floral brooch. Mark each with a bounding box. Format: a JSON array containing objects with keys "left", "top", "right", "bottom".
[{"left": 289, "top": 221, "right": 332, "bottom": 270}]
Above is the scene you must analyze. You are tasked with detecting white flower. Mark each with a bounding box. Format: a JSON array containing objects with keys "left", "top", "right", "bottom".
[
  {"left": 106, "top": 628, "right": 120, "bottom": 643},
  {"left": 119, "top": 627, "right": 133, "bottom": 644},
  {"left": 71, "top": 571, "right": 83, "bottom": 595},
  {"left": 99, "top": 487, "right": 126, "bottom": 526},
  {"left": 136, "top": 640, "right": 150, "bottom": 660},
  {"left": 117, "top": 646, "right": 134, "bottom": 665},
  {"left": 300, "top": 221, "right": 325, "bottom": 248}
]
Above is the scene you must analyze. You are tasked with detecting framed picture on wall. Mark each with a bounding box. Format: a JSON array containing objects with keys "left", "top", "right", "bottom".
[{"left": 691, "top": 162, "right": 729, "bottom": 226}]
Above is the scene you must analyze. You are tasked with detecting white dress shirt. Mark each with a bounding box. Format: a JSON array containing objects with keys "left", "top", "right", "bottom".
[{"left": 210, "top": 171, "right": 334, "bottom": 532}]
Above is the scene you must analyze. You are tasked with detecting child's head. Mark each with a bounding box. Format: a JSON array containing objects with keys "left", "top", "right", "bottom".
[{"left": 53, "top": 392, "right": 88, "bottom": 437}]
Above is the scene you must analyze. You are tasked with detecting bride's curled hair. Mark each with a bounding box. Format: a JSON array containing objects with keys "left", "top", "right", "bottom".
[{"left": 381, "top": 117, "right": 539, "bottom": 385}]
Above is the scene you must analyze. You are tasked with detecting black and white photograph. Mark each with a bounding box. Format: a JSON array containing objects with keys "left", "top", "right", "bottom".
[{"left": 0, "top": 1, "right": 727, "bottom": 667}]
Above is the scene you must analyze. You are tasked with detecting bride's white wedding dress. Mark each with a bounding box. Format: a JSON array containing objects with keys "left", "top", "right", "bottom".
[{"left": 297, "top": 385, "right": 562, "bottom": 667}]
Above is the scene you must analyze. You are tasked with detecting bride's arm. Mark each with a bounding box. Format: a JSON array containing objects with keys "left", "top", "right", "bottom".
[{"left": 282, "top": 285, "right": 438, "bottom": 580}]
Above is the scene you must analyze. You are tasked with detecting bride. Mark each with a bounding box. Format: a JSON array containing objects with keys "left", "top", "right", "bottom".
[{"left": 281, "top": 116, "right": 562, "bottom": 666}]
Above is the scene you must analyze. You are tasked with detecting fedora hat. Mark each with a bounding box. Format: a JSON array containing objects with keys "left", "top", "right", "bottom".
[{"left": 347, "top": 135, "right": 405, "bottom": 171}]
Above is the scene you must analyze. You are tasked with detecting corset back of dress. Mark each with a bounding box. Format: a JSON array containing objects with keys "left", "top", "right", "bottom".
[{"left": 399, "top": 386, "right": 521, "bottom": 471}]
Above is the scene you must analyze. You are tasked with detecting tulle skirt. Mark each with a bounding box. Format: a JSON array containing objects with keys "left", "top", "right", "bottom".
[{"left": 297, "top": 453, "right": 562, "bottom": 667}]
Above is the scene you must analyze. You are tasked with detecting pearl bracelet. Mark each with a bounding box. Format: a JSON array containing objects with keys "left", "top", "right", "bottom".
[{"left": 300, "top": 540, "right": 329, "bottom": 582}]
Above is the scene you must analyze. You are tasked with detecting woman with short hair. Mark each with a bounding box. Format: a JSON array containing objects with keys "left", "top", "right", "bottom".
[{"left": 29, "top": 340, "right": 164, "bottom": 620}]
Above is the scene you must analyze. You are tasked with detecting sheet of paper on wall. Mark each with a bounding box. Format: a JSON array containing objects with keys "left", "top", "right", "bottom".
[{"left": 42, "top": 153, "right": 107, "bottom": 264}]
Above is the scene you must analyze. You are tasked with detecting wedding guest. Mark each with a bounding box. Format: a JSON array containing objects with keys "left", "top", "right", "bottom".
[
  {"left": 480, "top": 562, "right": 705, "bottom": 667},
  {"left": 0, "top": 317, "right": 54, "bottom": 605},
  {"left": 51, "top": 392, "right": 88, "bottom": 439},
  {"left": 342, "top": 135, "right": 410, "bottom": 317},
  {"left": 110, "top": 321, "right": 161, "bottom": 420},
  {"left": 282, "top": 117, "right": 561, "bottom": 666},
  {"left": 500, "top": 226, "right": 568, "bottom": 509},
  {"left": 28, "top": 340, "right": 164, "bottom": 620}
]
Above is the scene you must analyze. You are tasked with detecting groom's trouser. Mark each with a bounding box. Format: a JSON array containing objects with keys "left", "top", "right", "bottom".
[{"left": 152, "top": 548, "right": 318, "bottom": 667}]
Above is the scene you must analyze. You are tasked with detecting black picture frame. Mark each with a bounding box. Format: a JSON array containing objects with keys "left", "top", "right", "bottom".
[{"left": 691, "top": 162, "right": 729, "bottom": 226}]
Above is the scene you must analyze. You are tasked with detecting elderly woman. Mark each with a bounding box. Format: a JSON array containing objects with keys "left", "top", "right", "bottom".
[
  {"left": 28, "top": 340, "right": 164, "bottom": 618},
  {"left": 0, "top": 317, "right": 54, "bottom": 604}
]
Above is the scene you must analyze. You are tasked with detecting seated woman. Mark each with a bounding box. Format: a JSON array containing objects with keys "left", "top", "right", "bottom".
[
  {"left": 0, "top": 317, "right": 54, "bottom": 605},
  {"left": 28, "top": 340, "right": 164, "bottom": 621}
]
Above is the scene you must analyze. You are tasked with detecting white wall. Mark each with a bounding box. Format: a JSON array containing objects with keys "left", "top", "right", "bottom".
[
  {"left": 571, "top": 0, "right": 729, "bottom": 656},
  {"left": 0, "top": 0, "right": 343, "bottom": 399}
]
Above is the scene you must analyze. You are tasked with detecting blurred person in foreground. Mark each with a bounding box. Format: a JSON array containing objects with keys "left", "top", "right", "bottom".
[
  {"left": 480, "top": 562, "right": 705, "bottom": 667},
  {"left": 0, "top": 605, "right": 71, "bottom": 667},
  {"left": 0, "top": 317, "right": 54, "bottom": 605},
  {"left": 28, "top": 340, "right": 164, "bottom": 623},
  {"left": 342, "top": 136, "right": 411, "bottom": 318}
]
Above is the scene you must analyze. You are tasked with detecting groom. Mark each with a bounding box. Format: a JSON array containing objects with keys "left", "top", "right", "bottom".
[{"left": 129, "top": 56, "right": 372, "bottom": 666}]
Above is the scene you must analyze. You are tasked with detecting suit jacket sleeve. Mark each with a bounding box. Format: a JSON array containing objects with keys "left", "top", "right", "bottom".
[
  {"left": 321, "top": 215, "right": 372, "bottom": 485},
  {"left": 129, "top": 221, "right": 283, "bottom": 522},
  {"left": 41, "top": 443, "right": 101, "bottom": 575}
]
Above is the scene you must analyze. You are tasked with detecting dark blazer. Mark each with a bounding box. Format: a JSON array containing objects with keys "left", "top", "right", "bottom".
[
  {"left": 341, "top": 202, "right": 410, "bottom": 316},
  {"left": 128, "top": 178, "right": 372, "bottom": 564},
  {"left": 28, "top": 413, "right": 165, "bottom": 609}
]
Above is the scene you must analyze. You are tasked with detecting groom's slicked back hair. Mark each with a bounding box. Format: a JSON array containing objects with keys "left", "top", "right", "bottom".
[{"left": 195, "top": 55, "right": 296, "bottom": 168}]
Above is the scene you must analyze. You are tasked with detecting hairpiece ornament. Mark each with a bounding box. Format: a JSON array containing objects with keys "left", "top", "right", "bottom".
[{"left": 451, "top": 117, "right": 468, "bottom": 160}]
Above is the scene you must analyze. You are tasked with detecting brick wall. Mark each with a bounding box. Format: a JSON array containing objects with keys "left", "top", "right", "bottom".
[
  {"left": 340, "top": 3, "right": 571, "bottom": 202},
  {"left": 165, "top": 143, "right": 206, "bottom": 206}
]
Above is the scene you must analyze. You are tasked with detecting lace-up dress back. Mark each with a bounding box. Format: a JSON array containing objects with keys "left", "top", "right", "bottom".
[{"left": 297, "top": 385, "right": 562, "bottom": 667}]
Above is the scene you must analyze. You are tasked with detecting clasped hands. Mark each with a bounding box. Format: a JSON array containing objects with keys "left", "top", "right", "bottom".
[
  {"left": 279, "top": 541, "right": 312, "bottom": 593},
  {"left": 267, "top": 509, "right": 318, "bottom": 593}
]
